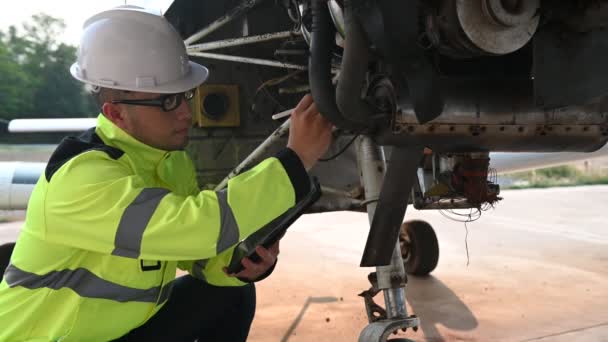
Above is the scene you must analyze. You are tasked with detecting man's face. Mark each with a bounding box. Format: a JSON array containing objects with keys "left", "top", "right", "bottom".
[{"left": 108, "top": 91, "right": 193, "bottom": 151}]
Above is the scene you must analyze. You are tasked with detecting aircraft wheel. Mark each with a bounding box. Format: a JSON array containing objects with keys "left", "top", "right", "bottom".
[
  {"left": 399, "top": 220, "right": 439, "bottom": 276},
  {"left": 0, "top": 242, "right": 15, "bottom": 281}
]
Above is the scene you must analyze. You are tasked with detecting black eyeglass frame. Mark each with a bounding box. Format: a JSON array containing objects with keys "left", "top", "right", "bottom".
[{"left": 111, "top": 90, "right": 195, "bottom": 112}]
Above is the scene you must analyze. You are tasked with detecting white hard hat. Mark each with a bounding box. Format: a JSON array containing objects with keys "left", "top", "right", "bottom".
[{"left": 70, "top": 5, "right": 208, "bottom": 94}]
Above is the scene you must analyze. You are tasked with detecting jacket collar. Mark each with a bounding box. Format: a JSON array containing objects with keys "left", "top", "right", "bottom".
[{"left": 95, "top": 114, "right": 168, "bottom": 170}]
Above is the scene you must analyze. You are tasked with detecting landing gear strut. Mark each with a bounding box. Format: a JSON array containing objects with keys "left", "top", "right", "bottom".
[{"left": 356, "top": 137, "right": 420, "bottom": 342}]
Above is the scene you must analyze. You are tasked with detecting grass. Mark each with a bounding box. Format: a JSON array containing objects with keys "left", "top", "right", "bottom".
[{"left": 503, "top": 165, "right": 608, "bottom": 189}]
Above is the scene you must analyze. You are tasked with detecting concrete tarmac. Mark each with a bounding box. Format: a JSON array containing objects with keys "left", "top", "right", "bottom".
[
  {"left": 1, "top": 186, "right": 607, "bottom": 341},
  {"left": 249, "top": 186, "right": 608, "bottom": 342}
]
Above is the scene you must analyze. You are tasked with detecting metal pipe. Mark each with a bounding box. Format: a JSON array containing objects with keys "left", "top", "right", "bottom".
[
  {"left": 356, "top": 136, "right": 385, "bottom": 222},
  {"left": 0, "top": 162, "right": 45, "bottom": 210},
  {"left": 187, "top": 31, "right": 299, "bottom": 52},
  {"left": 274, "top": 49, "right": 308, "bottom": 56},
  {"left": 214, "top": 110, "right": 292, "bottom": 191},
  {"left": 184, "top": 0, "right": 267, "bottom": 45},
  {"left": 8, "top": 118, "right": 96, "bottom": 133},
  {"left": 328, "top": 0, "right": 346, "bottom": 37},
  {"left": 380, "top": 240, "right": 408, "bottom": 319},
  {"left": 320, "top": 186, "right": 356, "bottom": 199},
  {"left": 189, "top": 52, "right": 307, "bottom": 70},
  {"left": 309, "top": 191, "right": 365, "bottom": 213},
  {"left": 278, "top": 85, "right": 310, "bottom": 94}
]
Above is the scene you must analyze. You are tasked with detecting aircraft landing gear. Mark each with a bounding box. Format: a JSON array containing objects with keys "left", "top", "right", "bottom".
[
  {"left": 400, "top": 220, "right": 439, "bottom": 276},
  {"left": 356, "top": 136, "right": 420, "bottom": 342}
]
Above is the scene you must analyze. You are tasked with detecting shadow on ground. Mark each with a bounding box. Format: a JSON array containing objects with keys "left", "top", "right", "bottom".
[{"left": 406, "top": 275, "right": 478, "bottom": 341}]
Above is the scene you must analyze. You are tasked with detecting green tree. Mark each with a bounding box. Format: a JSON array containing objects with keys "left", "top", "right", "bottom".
[
  {"left": 0, "top": 30, "right": 34, "bottom": 118},
  {"left": 0, "top": 13, "right": 97, "bottom": 123}
]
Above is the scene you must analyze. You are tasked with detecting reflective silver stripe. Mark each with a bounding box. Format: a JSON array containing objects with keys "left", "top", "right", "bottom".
[
  {"left": 192, "top": 259, "right": 208, "bottom": 280},
  {"left": 158, "top": 280, "right": 174, "bottom": 304},
  {"left": 215, "top": 190, "right": 240, "bottom": 253},
  {"left": 4, "top": 264, "right": 161, "bottom": 303},
  {"left": 112, "top": 188, "right": 170, "bottom": 258}
]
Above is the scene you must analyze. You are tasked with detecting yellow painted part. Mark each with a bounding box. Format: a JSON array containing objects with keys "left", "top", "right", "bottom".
[
  {"left": 192, "top": 84, "right": 240, "bottom": 127},
  {"left": 424, "top": 182, "right": 451, "bottom": 197}
]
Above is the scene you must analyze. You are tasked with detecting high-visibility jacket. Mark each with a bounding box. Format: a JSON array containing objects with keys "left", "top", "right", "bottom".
[{"left": 0, "top": 114, "right": 309, "bottom": 341}]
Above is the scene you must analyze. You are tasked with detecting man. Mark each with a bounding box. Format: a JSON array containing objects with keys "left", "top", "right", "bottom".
[{"left": 0, "top": 6, "right": 332, "bottom": 341}]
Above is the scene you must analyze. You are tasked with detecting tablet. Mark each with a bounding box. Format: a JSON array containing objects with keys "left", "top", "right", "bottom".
[{"left": 226, "top": 177, "right": 321, "bottom": 274}]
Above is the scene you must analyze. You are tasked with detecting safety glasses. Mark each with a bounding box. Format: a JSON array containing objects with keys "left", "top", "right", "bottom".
[{"left": 111, "top": 89, "right": 195, "bottom": 112}]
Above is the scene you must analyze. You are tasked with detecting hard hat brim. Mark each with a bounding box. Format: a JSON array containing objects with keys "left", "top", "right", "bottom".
[{"left": 70, "top": 61, "right": 209, "bottom": 94}]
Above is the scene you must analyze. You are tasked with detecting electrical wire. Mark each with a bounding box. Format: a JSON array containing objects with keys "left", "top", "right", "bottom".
[
  {"left": 251, "top": 69, "right": 304, "bottom": 115},
  {"left": 256, "top": 70, "right": 303, "bottom": 92},
  {"left": 286, "top": 0, "right": 301, "bottom": 26},
  {"left": 439, "top": 208, "right": 482, "bottom": 222},
  {"left": 439, "top": 207, "right": 479, "bottom": 266},
  {"left": 464, "top": 220, "right": 470, "bottom": 267},
  {"left": 318, "top": 134, "right": 360, "bottom": 162}
]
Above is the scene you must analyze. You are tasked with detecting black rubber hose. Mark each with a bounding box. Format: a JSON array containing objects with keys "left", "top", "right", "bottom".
[
  {"left": 336, "top": 0, "right": 374, "bottom": 127},
  {"left": 309, "top": 0, "right": 366, "bottom": 131}
]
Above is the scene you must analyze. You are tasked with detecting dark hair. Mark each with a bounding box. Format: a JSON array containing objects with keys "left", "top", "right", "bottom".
[{"left": 88, "top": 86, "right": 131, "bottom": 109}]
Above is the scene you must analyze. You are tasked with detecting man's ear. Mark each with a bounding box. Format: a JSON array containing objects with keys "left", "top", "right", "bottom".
[{"left": 102, "top": 102, "right": 128, "bottom": 130}]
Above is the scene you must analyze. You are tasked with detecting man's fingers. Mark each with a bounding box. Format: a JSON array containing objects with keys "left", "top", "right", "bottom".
[
  {"left": 255, "top": 246, "right": 276, "bottom": 263},
  {"left": 269, "top": 241, "right": 280, "bottom": 255},
  {"left": 303, "top": 102, "right": 319, "bottom": 118},
  {"left": 236, "top": 256, "right": 267, "bottom": 278},
  {"left": 295, "top": 94, "right": 314, "bottom": 113},
  {"left": 228, "top": 245, "right": 280, "bottom": 280},
  {"left": 241, "top": 257, "right": 259, "bottom": 270}
]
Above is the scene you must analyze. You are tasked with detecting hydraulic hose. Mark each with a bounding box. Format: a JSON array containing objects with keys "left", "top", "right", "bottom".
[
  {"left": 309, "top": 0, "right": 366, "bottom": 131},
  {"left": 336, "top": 0, "right": 374, "bottom": 127}
]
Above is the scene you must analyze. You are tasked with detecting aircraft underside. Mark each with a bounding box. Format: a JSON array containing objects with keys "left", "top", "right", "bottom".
[{"left": 159, "top": 1, "right": 608, "bottom": 340}]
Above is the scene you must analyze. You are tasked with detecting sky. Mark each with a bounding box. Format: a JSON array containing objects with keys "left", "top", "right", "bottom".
[{"left": 0, "top": 0, "right": 175, "bottom": 45}]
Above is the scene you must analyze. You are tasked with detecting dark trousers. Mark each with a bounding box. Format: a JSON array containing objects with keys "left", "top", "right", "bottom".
[{"left": 115, "top": 275, "right": 256, "bottom": 342}]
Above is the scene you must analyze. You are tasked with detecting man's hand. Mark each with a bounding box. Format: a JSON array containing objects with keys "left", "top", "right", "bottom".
[
  {"left": 225, "top": 241, "right": 280, "bottom": 281},
  {"left": 287, "top": 94, "right": 333, "bottom": 170}
]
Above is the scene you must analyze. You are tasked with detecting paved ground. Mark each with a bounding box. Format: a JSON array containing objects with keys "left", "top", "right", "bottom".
[
  {"left": 1, "top": 186, "right": 607, "bottom": 341},
  {"left": 249, "top": 186, "right": 608, "bottom": 342}
]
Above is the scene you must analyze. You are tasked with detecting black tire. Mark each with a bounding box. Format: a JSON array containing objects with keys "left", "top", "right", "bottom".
[
  {"left": 399, "top": 220, "right": 439, "bottom": 276},
  {"left": 0, "top": 242, "right": 16, "bottom": 281}
]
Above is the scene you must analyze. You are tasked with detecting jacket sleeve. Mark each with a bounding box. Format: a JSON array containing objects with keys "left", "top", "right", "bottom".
[
  {"left": 42, "top": 148, "right": 310, "bottom": 266},
  {"left": 177, "top": 149, "right": 305, "bottom": 286}
]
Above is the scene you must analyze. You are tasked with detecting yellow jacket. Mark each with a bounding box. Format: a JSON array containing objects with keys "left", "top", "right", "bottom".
[{"left": 0, "top": 114, "right": 309, "bottom": 341}]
